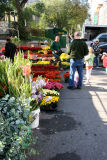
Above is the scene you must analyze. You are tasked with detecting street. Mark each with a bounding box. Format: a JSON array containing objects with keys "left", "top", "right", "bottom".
[{"left": 30, "top": 68, "right": 107, "bottom": 160}]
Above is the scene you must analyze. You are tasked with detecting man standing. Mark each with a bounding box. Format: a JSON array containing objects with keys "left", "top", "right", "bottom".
[
  {"left": 50, "top": 36, "right": 63, "bottom": 70},
  {"left": 5, "top": 37, "right": 16, "bottom": 62},
  {"left": 67, "top": 31, "right": 88, "bottom": 89},
  {"left": 92, "top": 39, "right": 100, "bottom": 68}
]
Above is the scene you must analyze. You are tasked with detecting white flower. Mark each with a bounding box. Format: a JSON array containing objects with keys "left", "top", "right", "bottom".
[{"left": 46, "top": 96, "right": 52, "bottom": 102}]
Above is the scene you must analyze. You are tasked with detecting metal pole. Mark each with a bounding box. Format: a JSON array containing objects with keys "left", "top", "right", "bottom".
[{"left": 17, "top": 29, "right": 19, "bottom": 39}]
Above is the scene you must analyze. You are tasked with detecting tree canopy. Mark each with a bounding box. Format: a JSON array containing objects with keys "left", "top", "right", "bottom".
[
  {"left": 31, "top": 0, "right": 89, "bottom": 33},
  {"left": 0, "top": 0, "right": 12, "bottom": 20},
  {"left": 0, "top": 0, "right": 89, "bottom": 39}
]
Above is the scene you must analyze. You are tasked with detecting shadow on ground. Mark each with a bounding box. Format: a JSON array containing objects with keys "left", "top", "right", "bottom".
[{"left": 27, "top": 69, "right": 107, "bottom": 160}]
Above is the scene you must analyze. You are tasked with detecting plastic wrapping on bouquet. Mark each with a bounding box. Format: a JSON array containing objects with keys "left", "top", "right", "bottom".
[{"left": 31, "top": 108, "right": 40, "bottom": 129}]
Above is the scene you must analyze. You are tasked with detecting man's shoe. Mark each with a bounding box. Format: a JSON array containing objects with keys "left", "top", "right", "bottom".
[
  {"left": 67, "top": 86, "right": 75, "bottom": 89},
  {"left": 77, "top": 86, "right": 82, "bottom": 89}
]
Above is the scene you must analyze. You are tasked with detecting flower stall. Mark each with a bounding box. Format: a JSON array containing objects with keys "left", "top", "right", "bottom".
[
  {"left": 0, "top": 54, "right": 37, "bottom": 159},
  {"left": 0, "top": 43, "right": 67, "bottom": 159}
]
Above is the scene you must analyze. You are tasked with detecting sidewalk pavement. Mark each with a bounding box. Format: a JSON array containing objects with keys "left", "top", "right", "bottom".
[{"left": 29, "top": 68, "right": 107, "bottom": 160}]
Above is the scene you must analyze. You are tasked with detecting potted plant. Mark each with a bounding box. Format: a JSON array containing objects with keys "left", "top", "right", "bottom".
[
  {"left": 0, "top": 95, "right": 33, "bottom": 159},
  {"left": 63, "top": 71, "right": 69, "bottom": 83},
  {"left": 40, "top": 96, "right": 59, "bottom": 111}
]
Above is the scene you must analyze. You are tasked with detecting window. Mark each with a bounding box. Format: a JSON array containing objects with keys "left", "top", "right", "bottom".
[{"left": 99, "top": 35, "right": 107, "bottom": 42}]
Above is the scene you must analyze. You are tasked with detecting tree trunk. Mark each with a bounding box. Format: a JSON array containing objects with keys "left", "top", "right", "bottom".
[{"left": 15, "top": 0, "right": 28, "bottom": 40}]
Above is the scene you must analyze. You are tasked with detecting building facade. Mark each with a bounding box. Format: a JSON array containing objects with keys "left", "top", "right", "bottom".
[{"left": 88, "top": 0, "right": 107, "bottom": 25}]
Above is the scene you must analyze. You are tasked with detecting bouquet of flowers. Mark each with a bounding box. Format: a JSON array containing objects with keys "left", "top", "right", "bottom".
[{"left": 31, "top": 77, "right": 46, "bottom": 111}]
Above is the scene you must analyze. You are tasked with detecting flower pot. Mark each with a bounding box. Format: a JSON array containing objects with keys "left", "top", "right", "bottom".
[
  {"left": 40, "top": 103, "right": 58, "bottom": 111},
  {"left": 64, "top": 78, "right": 69, "bottom": 83},
  {"left": 31, "top": 108, "right": 40, "bottom": 129}
]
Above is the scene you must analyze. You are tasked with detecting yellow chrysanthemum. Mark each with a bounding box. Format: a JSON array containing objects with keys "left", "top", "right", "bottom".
[
  {"left": 40, "top": 96, "right": 59, "bottom": 106},
  {"left": 60, "top": 53, "right": 70, "bottom": 60},
  {"left": 33, "top": 61, "right": 50, "bottom": 65},
  {"left": 62, "top": 62, "right": 70, "bottom": 66},
  {"left": 43, "top": 46, "right": 50, "bottom": 50}
]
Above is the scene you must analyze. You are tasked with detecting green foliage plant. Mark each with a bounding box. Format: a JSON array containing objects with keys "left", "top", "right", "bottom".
[
  {"left": 0, "top": 94, "right": 33, "bottom": 160},
  {"left": 11, "top": 36, "right": 21, "bottom": 46}
]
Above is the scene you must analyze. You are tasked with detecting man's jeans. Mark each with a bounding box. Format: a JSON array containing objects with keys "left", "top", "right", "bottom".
[
  {"left": 69, "top": 59, "right": 84, "bottom": 88},
  {"left": 52, "top": 51, "right": 62, "bottom": 68},
  {"left": 94, "top": 55, "right": 99, "bottom": 67}
]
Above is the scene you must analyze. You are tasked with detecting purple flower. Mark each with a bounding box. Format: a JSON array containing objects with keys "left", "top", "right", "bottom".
[{"left": 31, "top": 94, "right": 37, "bottom": 99}]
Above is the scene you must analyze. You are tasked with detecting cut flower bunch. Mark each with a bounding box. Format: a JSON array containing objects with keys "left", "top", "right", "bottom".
[
  {"left": 31, "top": 77, "right": 46, "bottom": 111},
  {"left": 0, "top": 53, "right": 32, "bottom": 98}
]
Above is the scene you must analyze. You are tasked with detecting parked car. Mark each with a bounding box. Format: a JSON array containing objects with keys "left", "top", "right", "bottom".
[
  {"left": 86, "top": 33, "right": 107, "bottom": 46},
  {"left": 99, "top": 43, "right": 107, "bottom": 53}
]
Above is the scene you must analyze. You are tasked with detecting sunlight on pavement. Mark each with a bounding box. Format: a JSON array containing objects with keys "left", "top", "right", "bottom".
[{"left": 91, "top": 92, "right": 107, "bottom": 125}]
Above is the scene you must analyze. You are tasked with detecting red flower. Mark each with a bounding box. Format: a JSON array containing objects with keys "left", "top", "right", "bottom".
[
  {"left": 48, "top": 50, "right": 52, "bottom": 54},
  {"left": 64, "top": 71, "right": 69, "bottom": 78},
  {"left": 17, "top": 46, "right": 42, "bottom": 51},
  {"left": 31, "top": 65, "right": 58, "bottom": 71},
  {"left": 3, "top": 86, "right": 7, "bottom": 90}
]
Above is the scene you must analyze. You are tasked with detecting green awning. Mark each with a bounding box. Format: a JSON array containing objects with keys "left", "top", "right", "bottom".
[{"left": 53, "top": 27, "right": 67, "bottom": 35}]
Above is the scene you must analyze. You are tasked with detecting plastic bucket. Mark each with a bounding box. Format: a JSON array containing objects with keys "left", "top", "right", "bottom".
[{"left": 31, "top": 108, "right": 40, "bottom": 129}]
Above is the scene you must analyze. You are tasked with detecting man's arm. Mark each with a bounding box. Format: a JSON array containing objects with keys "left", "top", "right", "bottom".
[
  {"left": 67, "top": 43, "right": 72, "bottom": 55},
  {"left": 50, "top": 41, "right": 55, "bottom": 51},
  {"left": 84, "top": 43, "right": 88, "bottom": 56}
]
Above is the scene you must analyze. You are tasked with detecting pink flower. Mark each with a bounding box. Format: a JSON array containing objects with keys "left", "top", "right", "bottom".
[
  {"left": 43, "top": 82, "right": 64, "bottom": 90},
  {"left": 19, "top": 65, "right": 23, "bottom": 69}
]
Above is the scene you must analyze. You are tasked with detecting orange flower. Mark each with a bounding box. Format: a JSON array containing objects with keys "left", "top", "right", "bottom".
[
  {"left": 22, "top": 66, "right": 31, "bottom": 76},
  {"left": 33, "top": 77, "right": 37, "bottom": 81}
]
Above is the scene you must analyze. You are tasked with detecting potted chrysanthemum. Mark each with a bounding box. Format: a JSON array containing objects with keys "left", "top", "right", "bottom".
[
  {"left": 40, "top": 96, "right": 59, "bottom": 111},
  {"left": 63, "top": 71, "right": 69, "bottom": 83}
]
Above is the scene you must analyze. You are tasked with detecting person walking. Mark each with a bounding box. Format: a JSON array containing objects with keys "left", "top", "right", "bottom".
[
  {"left": 50, "top": 36, "right": 63, "bottom": 70},
  {"left": 67, "top": 31, "right": 88, "bottom": 89},
  {"left": 92, "top": 39, "right": 100, "bottom": 68},
  {"left": 4, "top": 37, "right": 16, "bottom": 62},
  {"left": 84, "top": 47, "right": 95, "bottom": 84},
  {"left": 102, "top": 52, "right": 107, "bottom": 73}
]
